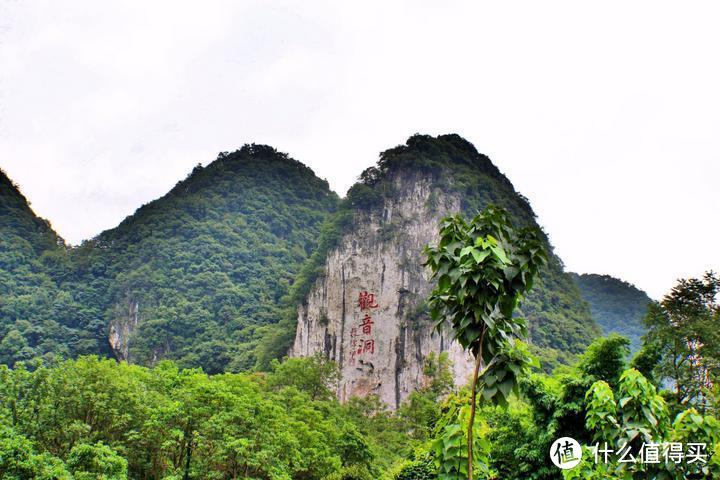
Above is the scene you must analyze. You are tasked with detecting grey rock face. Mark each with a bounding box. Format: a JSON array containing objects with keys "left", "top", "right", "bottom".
[
  {"left": 291, "top": 174, "right": 475, "bottom": 409},
  {"left": 108, "top": 299, "right": 139, "bottom": 361}
]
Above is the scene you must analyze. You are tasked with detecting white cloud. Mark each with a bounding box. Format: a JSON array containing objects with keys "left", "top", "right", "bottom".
[{"left": 1, "top": 0, "right": 718, "bottom": 298}]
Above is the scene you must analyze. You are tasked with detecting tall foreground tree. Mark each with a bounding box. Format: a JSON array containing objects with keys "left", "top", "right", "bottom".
[
  {"left": 642, "top": 272, "right": 720, "bottom": 408},
  {"left": 424, "top": 206, "right": 546, "bottom": 479}
]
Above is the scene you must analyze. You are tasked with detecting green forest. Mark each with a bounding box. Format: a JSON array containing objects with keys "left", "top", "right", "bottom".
[
  {"left": 1, "top": 146, "right": 338, "bottom": 372},
  {"left": 1, "top": 134, "right": 717, "bottom": 478},
  {"left": 1, "top": 135, "right": 603, "bottom": 372},
  {"left": 2, "top": 271, "right": 718, "bottom": 479}
]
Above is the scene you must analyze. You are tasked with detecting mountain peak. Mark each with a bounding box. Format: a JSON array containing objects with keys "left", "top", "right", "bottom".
[
  {"left": 165, "top": 144, "right": 332, "bottom": 199},
  {"left": 100, "top": 144, "right": 336, "bottom": 242},
  {"left": 355, "top": 133, "right": 502, "bottom": 186},
  {"left": 290, "top": 135, "right": 600, "bottom": 405},
  {"left": 348, "top": 133, "right": 535, "bottom": 231},
  {"left": 0, "top": 167, "right": 61, "bottom": 251},
  {"left": 1, "top": 168, "right": 29, "bottom": 208}
]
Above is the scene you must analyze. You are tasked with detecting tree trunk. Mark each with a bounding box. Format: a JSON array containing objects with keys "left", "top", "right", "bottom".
[
  {"left": 183, "top": 421, "right": 193, "bottom": 480},
  {"left": 467, "top": 352, "right": 483, "bottom": 480},
  {"left": 467, "top": 326, "right": 486, "bottom": 480}
]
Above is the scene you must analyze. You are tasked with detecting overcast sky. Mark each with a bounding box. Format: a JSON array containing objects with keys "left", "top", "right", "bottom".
[{"left": 1, "top": 1, "right": 718, "bottom": 299}]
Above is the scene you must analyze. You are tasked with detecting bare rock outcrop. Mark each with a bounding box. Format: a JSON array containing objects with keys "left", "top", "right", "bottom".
[
  {"left": 108, "top": 299, "right": 139, "bottom": 361},
  {"left": 291, "top": 174, "right": 474, "bottom": 408}
]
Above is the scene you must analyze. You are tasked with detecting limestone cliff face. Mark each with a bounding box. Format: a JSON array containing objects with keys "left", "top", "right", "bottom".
[
  {"left": 291, "top": 174, "right": 475, "bottom": 408},
  {"left": 108, "top": 299, "right": 139, "bottom": 362}
]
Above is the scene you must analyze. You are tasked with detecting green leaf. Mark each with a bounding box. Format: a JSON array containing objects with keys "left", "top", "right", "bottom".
[
  {"left": 459, "top": 246, "right": 474, "bottom": 258},
  {"left": 471, "top": 249, "right": 491, "bottom": 264},
  {"left": 482, "top": 386, "right": 497, "bottom": 401},
  {"left": 498, "top": 378, "right": 514, "bottom": 398},
  {"left": 490, "top": 245, "right": 510, "bottom": 265}
]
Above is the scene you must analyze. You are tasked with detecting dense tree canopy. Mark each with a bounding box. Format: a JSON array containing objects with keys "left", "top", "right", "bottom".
[
  {"left": 0, "top": 323, "right": 716, "bottom": 479},
  {"left": 0, "top": 356, "right": 377, "bottom": 480},
  {"left": 641, "top": 272, "right": 720, "bottom": 408},
  {"left": 0, "top": 169, "right": 97, "bottom": 364}
]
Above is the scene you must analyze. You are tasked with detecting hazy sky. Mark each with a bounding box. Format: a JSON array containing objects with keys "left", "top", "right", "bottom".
[{"left": 1, "top": 1, "right": 718, "bottom": 299}]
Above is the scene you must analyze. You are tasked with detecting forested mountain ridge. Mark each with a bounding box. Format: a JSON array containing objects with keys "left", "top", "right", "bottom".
[
  {"left": 1, "top": 148, "right": 339, "bottom": 371},
  {"left": 3, "top": 136, "right": 603, "bottom": 376},
  {"left": 0, "top": 169, "right": 90, "bottom": 364},
  {"left": 570, "top": 272, "right": 652, "bottom": 351},
  {"left": 0, "top": 170, "right": 60, "bottom": 254},
  {"left": 73, "top": 145, "right": 340, "bottom": 372},
  {"left": 290, "top": 134, "right": 602, "bottom": 407}
]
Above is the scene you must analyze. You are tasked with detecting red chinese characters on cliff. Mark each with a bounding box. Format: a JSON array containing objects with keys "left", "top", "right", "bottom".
[
  {"left": 357, "top": 291, "right": 379, "bottom": 310},
  {"left": 350, "top": 291, "right": 378, "bottom": 365},
  {"left": 360, "top": 314, "right": 374, "bottom": 335}
]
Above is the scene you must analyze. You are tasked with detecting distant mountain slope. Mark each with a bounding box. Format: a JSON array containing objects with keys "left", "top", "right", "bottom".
[
  {"left": 570, "top": 273, "right": 651, "bottom": 350},
  {"left": 0, "top": 169, "right": 94, "bottom": 363},
  {"left": 70, "top": 145, "right": 339, "bottom": 372}
]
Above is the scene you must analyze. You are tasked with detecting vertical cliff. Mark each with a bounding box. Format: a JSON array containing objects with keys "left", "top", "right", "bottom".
[
  {"left": 108, "top": 298, "right": 140, "bottom": 361},
  {"left": 290, "top": 134, "right": 600, "bottom": 408},
  {"left": 292, "top": 174, "right": 474, "bottom": 407}
]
